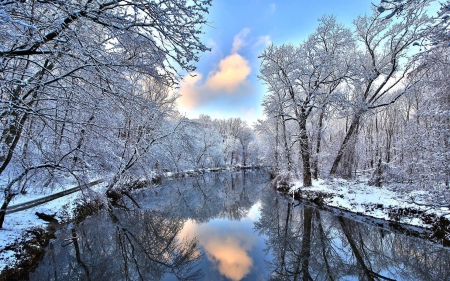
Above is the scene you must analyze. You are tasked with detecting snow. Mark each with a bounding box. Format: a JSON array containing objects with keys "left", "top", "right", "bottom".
[
  {"left": 0, "top": 180, "right": 108, "bottom": 272},
  {"left": 290, "top": 178, "right": 450, "bottom": 229}
]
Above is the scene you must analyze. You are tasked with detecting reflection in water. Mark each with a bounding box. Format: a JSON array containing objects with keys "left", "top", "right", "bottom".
[
  {"left": 30, "top": 171, "right": 270, "bottom": 281},
  {"left": 29, "top": 171, "right": 450, "bottom": 281},
  {"left": 255, "top": 187, "right": 450, "bottom": 281},
  {"left": 30, "top": 208, "right": 202, "bottom": 281},
  {"left": 179, "top": 220, "right": 255, "bottom": 281},
  {"left": 178, "top": 204, "right": 262, "bottom": 281}
]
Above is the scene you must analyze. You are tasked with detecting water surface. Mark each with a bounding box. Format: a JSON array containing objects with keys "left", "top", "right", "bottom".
[{"left": 29, "top": 171, "right": 450, "bottom": 280}]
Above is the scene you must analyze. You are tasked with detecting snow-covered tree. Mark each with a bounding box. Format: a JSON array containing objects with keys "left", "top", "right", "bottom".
[
  {"left": 0, "top": 0, "right": 211, "bottom": 227},
  {"left": 259, "top": 16, "right": 355, "bottom": 186},
  {"left": 329, "top": 6, "right": 429, "bottom": 177},
  {"left": 401, "top": 47, "right": 450, "bottom": 190},
  {"left": 376, "top": 0, "right": 449, "bottom": 47}
]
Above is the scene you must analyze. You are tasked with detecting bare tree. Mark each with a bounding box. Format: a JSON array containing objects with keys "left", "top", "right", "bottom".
[
  {"left": 259, "top": 16, "right": 354, "bottom": 186},
  {"left": 329, "top": 6, "right": 428, "bottom": 177},
  {"left": 0, "top": 0, "right": 211, "bottom": 228}
]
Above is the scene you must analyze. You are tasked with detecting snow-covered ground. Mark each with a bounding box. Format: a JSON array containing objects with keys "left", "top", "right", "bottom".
[
  {"left": 290, "top": 178, "right": 450, "bottom": 229},
  {"left": 0, "top": 180, "right": 108, "bottom": 272}
]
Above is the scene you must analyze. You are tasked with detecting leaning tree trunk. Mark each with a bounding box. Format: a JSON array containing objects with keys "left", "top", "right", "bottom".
[
  {"left": 329, "top": 113, "right": 362, "bottom": 176},
  {"left": 0, "top": 192, "right": 15, "bottom": 228}
]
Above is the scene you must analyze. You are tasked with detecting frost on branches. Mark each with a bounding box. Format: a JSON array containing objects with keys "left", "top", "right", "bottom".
[{"left": 0, "top": 0, "right": 212, "bottom": 228}]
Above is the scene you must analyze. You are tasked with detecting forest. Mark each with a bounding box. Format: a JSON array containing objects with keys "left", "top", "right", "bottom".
[{"left": 0, "top": 0, "right": 449, "bottom": 231}]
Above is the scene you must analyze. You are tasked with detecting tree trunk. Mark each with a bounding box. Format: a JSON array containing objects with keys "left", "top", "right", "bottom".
[
  {"left": 337, "top": 217, "right": 396, "bottom": 281},
  {"left": 280, "top": 202, "right": 292, "bottom": 273},
  {"left": 316, "top": 210, "right": 334, "bottom": 281},
  {"left": 0, "top": 192, "right": 15, "bottom": 228},
  {"left": 282, "top": 116, "right": 293, "bottom": 172},
  {"left": 293, "top": 207, "right": 313, "bottom": 281},
  {"left": 274, "top": 117, "right": 280, "bottom": 173},
  {"left": 299, "top": 117, "right": 312, "bottom": 187},
  {"left": 329, "top": 113, "right": 362, "bottom": 176},
  {"left": 312, "top": 109, "right": 324, "bottom": 179}
]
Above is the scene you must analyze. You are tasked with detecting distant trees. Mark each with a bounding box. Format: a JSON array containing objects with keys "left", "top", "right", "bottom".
[{"left": 400, "top": 47, "right": 450, "bottom": 188}]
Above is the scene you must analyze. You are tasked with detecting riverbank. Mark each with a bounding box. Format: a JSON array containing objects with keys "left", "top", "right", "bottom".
[
  {"left": 2, "top": 168, "right": 449, "bottom": 277},
  {"left": 287, "top": 178, "right": 450, "bottom": 246},
  {"left": 0, "top": 165, "right": 263, "bottom": 275}
]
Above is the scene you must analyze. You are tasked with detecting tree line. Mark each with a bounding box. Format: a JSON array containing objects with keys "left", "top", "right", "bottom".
[
  {"left": 256, "top": 1, "right": 449, "bottom": 197},
  {"left": 0, "top": 0, "right": 261, "bottom": 228},
  {"left": 1, "top": 0, "right": 448, "bottom": 229}
]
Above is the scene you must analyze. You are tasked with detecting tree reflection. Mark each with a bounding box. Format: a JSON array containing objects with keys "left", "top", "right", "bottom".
[
  {"left": 30, "top": 209, "right": 202, "bottom": 281},
  {"left": 256, "top": 189, "right": 450, "bottom": 281},
  {"left": 29, "top": 171, "right": 450, "bottom": 280},
  {"left": 132, "top": 171, "right": 265, "bottom": 223},
  {"left": 30, "top": 171, "right": 271, "bottom": 281}
]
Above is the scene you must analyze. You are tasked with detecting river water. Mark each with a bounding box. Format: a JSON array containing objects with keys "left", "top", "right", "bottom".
[{"left": 29, "top": 171, "right": 450, "bottom": 280}]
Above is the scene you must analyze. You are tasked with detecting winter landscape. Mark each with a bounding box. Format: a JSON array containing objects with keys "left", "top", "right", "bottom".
[{"left": 0, "top": 0, "right": 449, "bottom": 280}]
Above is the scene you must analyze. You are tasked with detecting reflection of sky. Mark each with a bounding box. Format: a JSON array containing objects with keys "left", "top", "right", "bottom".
[{"left": 164, "top": 201, "right": 271, "bottom": 281}]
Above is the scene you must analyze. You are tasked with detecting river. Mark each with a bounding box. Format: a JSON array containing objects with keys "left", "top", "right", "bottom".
[{"left": 29, "top": 170, "right": 450, "bottom": 280}]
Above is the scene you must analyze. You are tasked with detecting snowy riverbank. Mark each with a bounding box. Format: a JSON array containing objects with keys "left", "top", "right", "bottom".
[
  {"left": 0, "top": 166, "right": 261, "bottom": 274},
  {"left": 288, "top": 178, "right": 450, "bottom": 245},
  {"left": 0, "top": 179, "right": 109, "bottom": 274}
]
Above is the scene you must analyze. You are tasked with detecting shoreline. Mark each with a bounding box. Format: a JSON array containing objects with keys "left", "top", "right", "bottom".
[
  {"left": 1, "top": 169, "right": 449, "bottom": 278},
  {"left": 279, "top": 178, "right": 450, "bottom": 247},
  {"left": 0, "top": 165, "right": 265, "bottom": 276}
]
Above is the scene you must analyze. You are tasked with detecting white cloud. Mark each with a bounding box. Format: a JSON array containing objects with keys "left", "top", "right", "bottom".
[
  {"left": 256, "top": 35, "right": 272, "bottom": 48},
  {"left": 231, "top": 28, "right": 250, "bottom": 54}
]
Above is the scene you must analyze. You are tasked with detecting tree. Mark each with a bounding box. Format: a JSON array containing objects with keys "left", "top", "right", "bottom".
[
  {"left": 329, "top": 6, "right": 429, "bottom": 177},
  {"left": 0, "top": 0, "right": 211, "bottom": 228},
  {"left": 259, "top": 16, "right": 354, "bottom": 186},
  {"left": 376, "top": 0, "right": 449, "bottom": 47},
  {"left": 401, "top": 47, "right": 450, "bottom": 189}
]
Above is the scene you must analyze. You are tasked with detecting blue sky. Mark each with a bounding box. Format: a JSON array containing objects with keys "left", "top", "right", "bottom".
[{"left": 176, "top": 0, "right": 374, "bottom": 124}]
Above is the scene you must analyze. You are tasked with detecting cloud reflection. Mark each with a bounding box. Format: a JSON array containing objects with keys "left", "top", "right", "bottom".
[{"left": 178, "top": 220, "right": 256, "bottom": 281}]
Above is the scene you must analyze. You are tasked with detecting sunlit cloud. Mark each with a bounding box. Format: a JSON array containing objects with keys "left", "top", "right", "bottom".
[
  {"left": 178, "top": 29, "right": 252, "bottom": 111},
  {"left": 177, "top": 220, "right": 256, "bottom": 281},
  {"left": 205, "top": 54, "right": 251, "bottom": 92},
  {"left": 204, "top": 236, "right": 253, "bottom": 281}
]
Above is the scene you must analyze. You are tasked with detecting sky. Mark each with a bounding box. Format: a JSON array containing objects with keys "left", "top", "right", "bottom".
[{"left": 176, "top": 0, "right": 375, "bottom": 124}]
